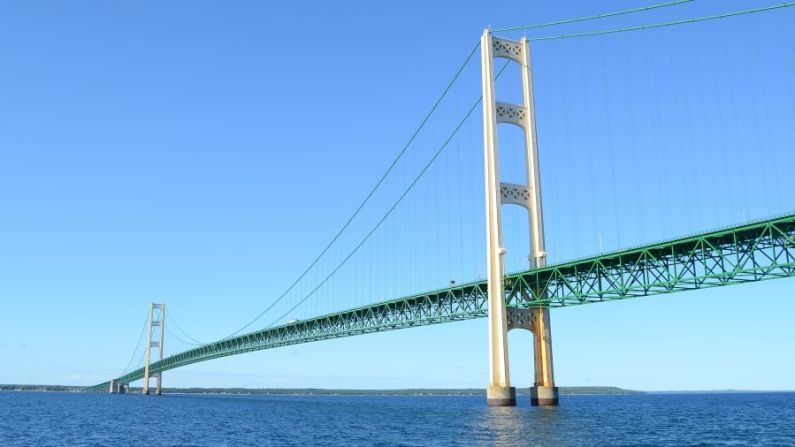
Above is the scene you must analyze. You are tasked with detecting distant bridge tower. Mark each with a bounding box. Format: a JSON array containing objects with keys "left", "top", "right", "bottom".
[
  {"left": 480, "top": 29, "right": 558, "bottom": 406},
  {"left": 142, "top": 303, "right": 166, "bottom": 395}
]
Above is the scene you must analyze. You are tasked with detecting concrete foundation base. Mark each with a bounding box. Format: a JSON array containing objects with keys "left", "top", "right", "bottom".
[
  {"left": 530, "top": 386, "right": 559, "bottom": 406},
  {"left": 487, "top": 385, "right": 516, "bottom": 406}
]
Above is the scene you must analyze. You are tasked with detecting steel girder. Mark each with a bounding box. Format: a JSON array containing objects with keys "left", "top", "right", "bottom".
[
  {"left": 506, "top": 212, "right": 795, "bottom": 307},
  {"left": 84, "top": 213, "right": 795, "bottom": 392},
  {"left": 84, "top": 283, "right": 491, "bottom": 392}
]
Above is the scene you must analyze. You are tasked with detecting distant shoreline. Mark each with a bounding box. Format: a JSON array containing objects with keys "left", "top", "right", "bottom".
[
  {"left": 2, "top": 385, "right": 639, "bottom": 395},
  {"left": 146, "top": 386, "right": 643, "bottom": 396},
  {"left": 2, "top": 385, "right": 792, "bottom": 395}
]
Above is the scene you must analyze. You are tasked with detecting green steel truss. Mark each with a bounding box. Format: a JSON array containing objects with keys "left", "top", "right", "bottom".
[{"left": 85, "top": 213, "right": 795, "bottom": 392}]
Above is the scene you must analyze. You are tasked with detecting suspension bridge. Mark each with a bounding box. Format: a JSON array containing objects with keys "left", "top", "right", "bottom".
[{"left": 85, "top": 1, "right": 795, "bottom": 406}]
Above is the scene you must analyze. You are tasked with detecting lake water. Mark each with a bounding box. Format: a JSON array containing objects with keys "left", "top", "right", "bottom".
[{"left": 1, "top": 392, "right": 793, "bottom": 446}]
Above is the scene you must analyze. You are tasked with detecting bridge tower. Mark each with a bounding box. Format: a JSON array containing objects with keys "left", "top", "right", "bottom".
[
  {"left": 142, "top": 303, "right": 165, "bottom": 395},
  {"left": 480, "top": 29, "right": 558, "bottom": 406}
]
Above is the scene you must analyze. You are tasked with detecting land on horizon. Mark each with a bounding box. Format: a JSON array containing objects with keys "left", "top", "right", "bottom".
[
  {"left": 2, "top": 384, "right": 642, "bottom": 395},
  {"left": 5, "top": 385, "right": 792, "bottom": 395}
]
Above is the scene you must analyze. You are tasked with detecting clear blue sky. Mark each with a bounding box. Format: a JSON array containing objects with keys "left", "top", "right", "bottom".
[{"left": 1, "top": 0, "right": 794, "bottom": 391}]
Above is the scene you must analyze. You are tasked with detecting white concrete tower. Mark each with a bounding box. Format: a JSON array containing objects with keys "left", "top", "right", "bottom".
[
  {"left": 142, "top": 302, "right": 165, "bottom": 396},
  {"left": 481, "top": 29, "right": 558, "bottom": 406}
]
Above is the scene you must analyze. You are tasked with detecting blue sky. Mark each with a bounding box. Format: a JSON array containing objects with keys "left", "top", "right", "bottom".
[{"left": 1, "top": 0, "right": 794, "bottom": 391}]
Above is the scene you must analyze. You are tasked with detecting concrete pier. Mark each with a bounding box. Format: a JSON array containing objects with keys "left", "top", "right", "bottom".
[
  {"left": 530, "top": 307, "right": 558, "bottom": 406},
  {"left": 487, "top": 385, "right": 517, "bottom": 406},
  {"left": 530, "top": 386, "right": 559, "bottom": 406}
]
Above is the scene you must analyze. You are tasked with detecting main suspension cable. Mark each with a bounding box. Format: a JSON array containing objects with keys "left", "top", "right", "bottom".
[
  {"left": 522, "top": 3, "right": 795, "bottom": 41},
  {"left": 493, "top": 0, "right": 693, "bottom": 33},
  {"left": 167, "top": 308, "right": 205, "bottom": 345},
  {"left": 263, "top": 61, "right": 511, "bottom": 329},
  {"left": 165, "top": 325, "right": 202, "bottom": 347},
  {"left": 222, "top": 40, "right": 482, "bottom": 339},
  {"left": 119, "top": 312, "right": 149, "bottom": 375}
]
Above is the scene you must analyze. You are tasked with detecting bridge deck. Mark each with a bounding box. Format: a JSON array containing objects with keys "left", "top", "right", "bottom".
[{"left": 85, "top": 213, "right": 795, "bottom": 392}]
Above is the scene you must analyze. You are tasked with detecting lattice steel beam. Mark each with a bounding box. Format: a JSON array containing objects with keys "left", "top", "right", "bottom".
[{"left": 85, "top": 212, "right": 795, "bottom": 392}]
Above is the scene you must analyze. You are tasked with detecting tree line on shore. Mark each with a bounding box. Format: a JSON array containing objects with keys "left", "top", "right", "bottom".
[{"left": 0, "top": 384, "right": 641, "bottom": 395}]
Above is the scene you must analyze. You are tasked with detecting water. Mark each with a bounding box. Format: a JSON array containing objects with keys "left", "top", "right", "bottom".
[{"left": 1, "top": 392, "right": 793, "bottom": 446}]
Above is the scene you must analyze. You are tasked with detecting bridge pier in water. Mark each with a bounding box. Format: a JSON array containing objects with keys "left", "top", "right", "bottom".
[
  {"left": 481, "top": 29, "right": 558, "bottom": 407},
  {"left": 108, "top": 380, "right": 128, "bottom": 394},
  {"left": 529, "top": 308, "right": 558, "bottom": 406}
]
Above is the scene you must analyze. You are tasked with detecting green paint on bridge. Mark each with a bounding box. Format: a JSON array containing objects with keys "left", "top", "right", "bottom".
[{"left": 85, "top": 213, "right": 795, "bottom": 392}]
